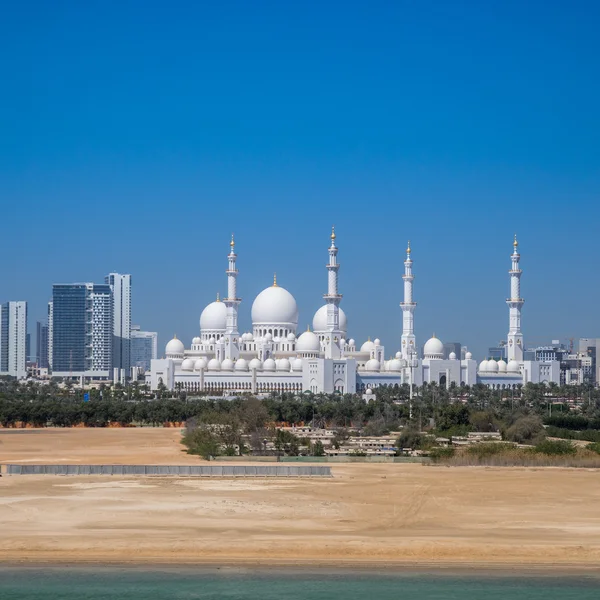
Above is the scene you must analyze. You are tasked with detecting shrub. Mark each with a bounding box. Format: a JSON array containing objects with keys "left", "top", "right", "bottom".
[
  {"left": 466, "top": 442, "right": 517, "bottom": 457},
  {"left": 429, "top": 447, "right": 456, "bottom": 462},
  {"left": 534, "top": 439, "right": 577, "bottom": 456},
  {"left": 504, "top": 415, "right": 546, "bottom": 444},
  {"left": 587, "top": 442, "right": 600, "bottom": 455}
]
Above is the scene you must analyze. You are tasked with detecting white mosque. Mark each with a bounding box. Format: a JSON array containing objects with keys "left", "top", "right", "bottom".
[{"left": 148, "top": 231, "right": 559, "bottom": 395}]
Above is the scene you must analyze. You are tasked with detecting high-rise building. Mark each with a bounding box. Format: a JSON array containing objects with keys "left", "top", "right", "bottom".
[
  {"left": 578, "top": 338, "right": 600, "bottom": 386},
  {"left": 47, "top": 301, "right": 53, "bottom": 371},
  {"left": 443, "top": 342, "right": 461, "bottom": 360},
  {"left": 105, "top": 273, "right": 132, "bottom": 379},
  {"left": 36, "top": 321, "right": 49, "bottom": 369},
  {"left": 0, "top": 301, "right": 28, "bottom": 379},
  {"left": 51, "top": 284, "right": 113, "bottom": 380},
  {"left": 130, "top": 326, "right": 158, "bottom": 371}
]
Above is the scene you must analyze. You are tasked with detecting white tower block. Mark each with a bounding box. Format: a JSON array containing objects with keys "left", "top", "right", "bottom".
[
  {"left": 224, "top": 234, "right": 241, "bottom": 360},
  {"left": 506, "top": 234, "right": 524, "bottom": 362},
  {"left": 400, "top": 241, "right": 417, "bottom": 360},
  {"left": 324, "top": 226, "right": 342, "bottom": 359}
]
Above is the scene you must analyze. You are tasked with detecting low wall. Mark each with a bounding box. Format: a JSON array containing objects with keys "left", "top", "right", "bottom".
[{"left": 3, "top": 464, "right": 332, "bottom": 477}]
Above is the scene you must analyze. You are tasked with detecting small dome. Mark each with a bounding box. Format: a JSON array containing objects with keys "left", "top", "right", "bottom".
[
  {"left": 251, "top": 284, "right": 299, "bottom": 327},
  {"left": 365, "top": 358, "right": 380, "bottom": 372},
  {"left": 192, "top": 336, "right": 201, "bottom": 345},
  {"left": 207, "top": 358, "right": 221, "bottom": 371},
  {"left": 194, "top": 358, "right": 207, "bottom": 371},
  {"left": 181, "top": 358, "right": 195, "bottom": 371},
  {"left": 166, "top": 336, "right": 185, "bottom": 356},
  {"left": 465, "top": 352, "right": 472, "bottom": 360},
  {"left": 360, "top": 340, "right": 375, "bottom": 353},
  {"left": 348, "top": 338, "right": 355, "bottom": 347},
  {"left": 221, "top": 358, "right": 234, "bottom": 371},
  {"left": 292, "top": 358, "right": 303, "bottom": 371},
  {"left": 365, "top": 388, "right": 373, "bottom": 395},
  {"left": 249, "top": 358, "right": 262, "bottom": 370},
  {"left": 497, "top": 359, "right": 507, "bottom": 373},
  {"left": 395, "top": 351, "right": 402, "bottom": 359},
  {"left": 287, "top": 332, "right": 296, "bottom": 341},
  {"left": 264, "top": 332, "right": 273, "bottom": 341},
  {"left": 487, "top": 359, "right": 499, "bottom": 373},
  {"left": 479, "top": 359, "right": 489, "bottom": 372},
  {"left": 312, "top": 305, "right": 348, "bottom": 333},
  {"left": 235, "top": 358, "right": 248, "bottom": 371},
  {"left": 449, "top": 351, "right": 457, "bottom": 360},
  {"left": 277, "top": 358, "right": 291, "bottom": 371},
  {"left": 340, "top": 338, "right": 346, "bottom": 346},
  {"left": 200, "top": 300, "right": 227, "bottom": 332},
  {"left": 373, "top": 338, "right": 381, "bottom": 346},
  {"left": 296, "top": 330, "right": 321, "bottom": 354},
  {"left": 388, "top": 358, "right": 403, "bottom": 372},
  {"left": 263, "top": 358, "right": 276, "bottom": 371},
  {"left": 423, "top": 336, "right": 444, "bottom": 358},
  {"left": 507, "top": 360, "right": 520, "bottom": 373}
]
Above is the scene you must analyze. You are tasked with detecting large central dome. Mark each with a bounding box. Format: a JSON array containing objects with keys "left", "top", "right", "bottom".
[{"left": 251, "top": 282, "right": 299, "bottom": 328}]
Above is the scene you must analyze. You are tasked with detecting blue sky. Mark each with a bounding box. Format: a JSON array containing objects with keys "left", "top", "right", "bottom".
[{"left": 1, "top": 1, "right": 599, "bottom": 359}]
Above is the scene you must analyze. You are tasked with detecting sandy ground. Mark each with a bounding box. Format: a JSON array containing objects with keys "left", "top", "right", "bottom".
[{"left": 1, "top": 428, "right": 600, "bottom": 567}]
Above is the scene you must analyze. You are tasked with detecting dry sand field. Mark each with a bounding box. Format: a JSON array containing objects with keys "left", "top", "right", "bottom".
[{"left": 1, "top": 428, "right": 600, "bottom": 567}]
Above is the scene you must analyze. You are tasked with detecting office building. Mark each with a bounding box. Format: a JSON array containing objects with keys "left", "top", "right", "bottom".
[
  {"left": 47, "top": 301, "right": 53, "bottom": 371},
  {"left": 578, "top": 338, "right": 600, "bottom": 386},
  {"left": 36, "top": 321, "right": 49, "bottom": 369},
  {"left": 443, "top": 342, "right": 461, "bottom": 360},
  {"left": 0, "top": 301, "right": 28, "bottom": 379},
  {"left": 105, "top": 273, "right": 132, "bottom": 380},
  {"left": 131, "top": 326, "right": 158, "bottom": 371},
  {"left": 51, "top": 283, "right": 113, "bottom": 380}
]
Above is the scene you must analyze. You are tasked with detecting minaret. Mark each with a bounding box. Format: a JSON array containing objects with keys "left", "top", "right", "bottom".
[
  {"left": 400, "top": 241, "right": 416, "bottom": 360},
  {"left": 324, "top": 226, "right": 342, "bottom": 359},
  {"left": 506, "top": 234, "right": 524, "bottom": 362},
  {"left": 224, "top": 234, "right": 241, "bottom": 360}
]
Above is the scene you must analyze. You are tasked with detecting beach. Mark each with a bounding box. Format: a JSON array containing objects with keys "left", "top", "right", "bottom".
[{"left": 1, "top": 428, "right": 600, "bottom": 567}]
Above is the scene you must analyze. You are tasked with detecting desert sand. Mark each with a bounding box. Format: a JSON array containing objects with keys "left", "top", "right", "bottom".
[{"left": 1, "top": 428, "right": 600, "bottom": 567}]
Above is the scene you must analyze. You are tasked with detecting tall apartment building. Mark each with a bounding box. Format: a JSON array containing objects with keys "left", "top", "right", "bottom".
[
  {"left": 47, "top": 301, "right": 53, "bottom": 370},
  {"left": 578, "top": 338, "right": 600, "bottom": 386},
  {"left": 51, "top": 284, "right": 113, "bottom": 380},
  {"left": 105, "top": 273, "right": 131, "bottom": 379},
  {"left": 0, "top": 301, "right": 28, "bottom": 379},
  {"left": 130, "top": 326, "right": 158, "bottom": 371},
  {"left": 36, "top": 321, "right": 49, "bottom": 369}
]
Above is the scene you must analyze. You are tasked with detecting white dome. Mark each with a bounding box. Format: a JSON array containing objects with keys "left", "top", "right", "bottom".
[
  {"left": 277, "top": 358, "right": 291, "bottom": 371},
  {"left": 249, "top": 358, "right": 262, "bottom": 370},
  {"left": 221, "top": 358, "right": 234, "bottom": 371},
  {"left": 479, "top": 359, "right": 489, "bottom": 372},
  {"left": 251, "top": 284, "right": 299, "bottom": 327},
  {"left": 348, "top": 338, "right": 355, "bottom": 347},
  {"left": 207, "top": 358, "right": 221, "bottom": 371},
  {"left": 296, "top": 330, "right": 321, "bottom": 354},
  {"left": 395, "top": 352, "right": 402, "bottom": 359},
  {"left": 487, "top": 359, "right": 499, "bottom": 373},
  {"left": 181, "top": 358, "right": 195, "bottom": 371},
  {"left": 287, "top": 332, "right": 296, "bottom": 341},
  {"left": 497, "top": 359, "right": 507, "bottom": 373},
  {"left": 234, "top": 358, "right": 248, "bottom": 371},
  {"left": 263, "top": 358, "right": 276, "bottom": 371},
  {"left": 366, "top": 388, "right": 373, "bottom": 395},
  {"left": 194, "top": 358, "right": 207, "bottom": 371},
  {"left": 365, "top": 358, "right": 380, "bottom": 372},
  {"left": 423, "top": 336, "right": 444, "bottom": 358},
  {"left": 200, "top": 300, "right": 227, "bottom": 332},
  {"left": 292, "top": 358, "right": 303, "bottom": 371},
  {"left": 340, "top": 338, "right": 346, "bottom": 346},
  {"left": 360, "top": 340, "right": 375, "bottom": 353},
  {"left": 465, "top": 352, "right": 472, "bottom": 360},
  {"left": 388, "top": 358, "right": 403, "bottom": 372},
  {"left": 165, "top": 337, "right": 184, "bottom": 356},
  {"left": 264, "top": 332, "right": 273, "bottom": 341},
  {"left": 507, "top": 360, "right": 520, "bottom": 373},
  {"left": 449, "top": 351, "right": 457, "bottom": 360},
  {"left": 374, "top": 338, "right": 381, "bottom": 346},
  {"left": 192, "top": 336, "right": 201, "bottom": 344},
  {"left": 312, "top": 305, "right": 348, "bottom": 333}
]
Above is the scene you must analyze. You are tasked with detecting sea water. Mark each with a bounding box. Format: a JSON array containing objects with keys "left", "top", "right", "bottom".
[{"left": 1, "top": 566, "right": 599, "bottom": 599}]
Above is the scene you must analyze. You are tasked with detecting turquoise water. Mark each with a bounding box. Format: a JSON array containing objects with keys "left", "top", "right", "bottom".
[{"left": 1, "top": 567, "right": 599, "bottom": 599}]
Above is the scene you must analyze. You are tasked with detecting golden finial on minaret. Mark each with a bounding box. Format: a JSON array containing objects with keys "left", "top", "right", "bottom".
[
  {"left": 216, "top": 292, "right": 220, "bottom": 302},
  {"left": 273, "top": 273, "right": 278, "bottom": 287},
  {"left": 513, "top": 233, "right": 518, "bottom": 248},
  {"left": 407, "top": 240, "right": 411, "bottom": 255},
  {"left": 230, "top": 233, "right": 235, "bottom": 248},
  {"left": 331, "top": 225, "right": 336, "bottom": 241}
]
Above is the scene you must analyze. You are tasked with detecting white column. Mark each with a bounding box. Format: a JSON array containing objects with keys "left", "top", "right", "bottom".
[
  {"left": 224, "top": 235, "right": 241, "bottom": 360},
  {"left": 400, "top": 242, "right": 417, "bottom": 360},
  {"left": 324, "top": 227, "right": 342, "bottom": 359},
  {"left": 506, "top": 235, "right": 524, "bottom": 362}
]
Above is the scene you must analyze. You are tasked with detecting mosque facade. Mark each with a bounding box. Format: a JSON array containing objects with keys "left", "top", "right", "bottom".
[{"left": 148, "top": 231, "right": 559, "bottom": 395}]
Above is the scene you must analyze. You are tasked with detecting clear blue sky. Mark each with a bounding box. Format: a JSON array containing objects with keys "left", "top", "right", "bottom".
[{"left": 1, "top": 1, "right": 599, "bottom": 359}]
